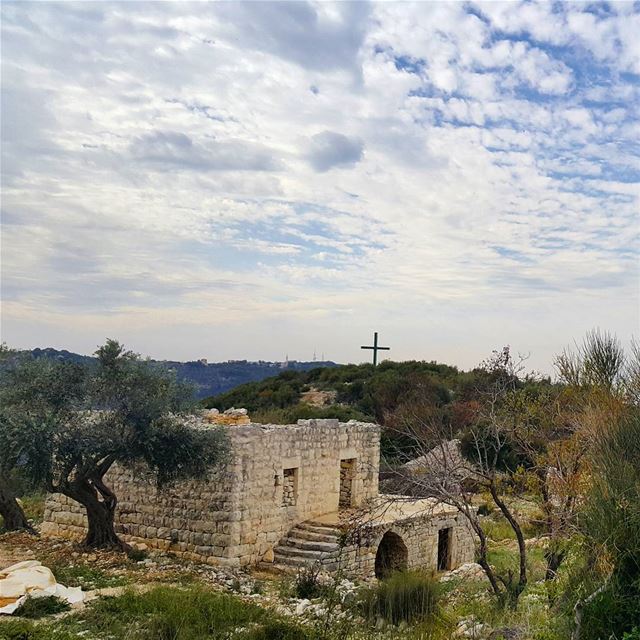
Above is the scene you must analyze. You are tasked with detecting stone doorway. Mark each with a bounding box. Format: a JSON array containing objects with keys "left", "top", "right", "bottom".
[
  {"left": 339, "top": 458, "right": 356, "bottom": 508},
  {"left": 437, "top": 527, "right": 452, "bottom": 571},
  {"left": 375, "top": 531, "right": 408, "bottom": 579}
]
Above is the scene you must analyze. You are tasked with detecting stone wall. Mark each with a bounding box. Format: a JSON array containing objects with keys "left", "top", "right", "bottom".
[
  {"left": 337, "top": 506, "right": 476, "bottom": 578},
  {"left": 232, "top": 420, "right": 380, "bottom": 566},
  {"left": 42, "top": 419, "right": 380, "bottom": 568},
  {"left": 42, "top": 464, "right": 238, "bottom": 565}
]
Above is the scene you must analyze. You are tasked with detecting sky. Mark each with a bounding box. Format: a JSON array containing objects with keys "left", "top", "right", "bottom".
[{"left": 1, "top": 1, "right": 638, "bottom": 373}]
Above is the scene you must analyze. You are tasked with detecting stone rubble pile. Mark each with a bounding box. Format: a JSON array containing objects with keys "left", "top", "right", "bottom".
[
  {"left": 440, "top": 562, "right": 488, "bottom": 583},
  {"left": 454, "top": 616, "right": 490, "bottom": 638}
]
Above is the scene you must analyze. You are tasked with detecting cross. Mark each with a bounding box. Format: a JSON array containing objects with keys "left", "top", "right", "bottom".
[{"left": 361, "top": 331, "right": 390, "bottom": 366}]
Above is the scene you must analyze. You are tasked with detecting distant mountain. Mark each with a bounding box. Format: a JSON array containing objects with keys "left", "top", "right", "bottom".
[{"left": 26, "top": 348, "right": 338, "bottom": 399}]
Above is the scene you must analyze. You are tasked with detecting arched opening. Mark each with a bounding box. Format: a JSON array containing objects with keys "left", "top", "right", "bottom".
[{"left": 375, "top": 531, "right": 408, "bottom": 579}]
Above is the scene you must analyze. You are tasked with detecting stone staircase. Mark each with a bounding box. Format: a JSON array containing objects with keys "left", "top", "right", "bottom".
[{"left": 268, "top": 520, "right": 344, "bottom": 573}]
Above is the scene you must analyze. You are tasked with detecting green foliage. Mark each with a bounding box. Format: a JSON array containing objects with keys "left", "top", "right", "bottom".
[
  {"left": 0, "top": 618, "right": 76, "bottom": 640},
  {"left": 0, "top": 339, "right": 229, "bottom": 547},
  {"left": 482, "top": 517, "right": 517, "bottom": 542},
  {"left": 577, "top": 410, "right": 640, "bottom": 639},
  {"left": 252, "top": 404, "right": 369, "bottom": 425},
  {"left": 555, "top": 329, "right": 627, "bottom": 391},
  {"left": 75, "top": 585, "right": 289, "bottom": 639},
  {"left": 203, "top": 361, "right": 460, "bottom": 422},
  {"left": 359, "top": 571, "right": 441, "bottom": 626},
  {"left": 580, "top": 579, "right": 640, "bottom": 640},
  {"left": 12, "top": 596, "right": 70, "bottom": 619},
  {"left": 17, "top": 493, "right": 46, "bottom": 524}
]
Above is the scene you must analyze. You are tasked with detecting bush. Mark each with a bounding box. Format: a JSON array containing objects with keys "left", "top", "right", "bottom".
[
  {"left": 294, "top": 565, "right": 327, "bottom": 600},
  {"left": 12, "top": 595, "right": 70, "bottom": 619},
  {"left": 577, "top": 411, "right": 640, "bottom": 639},
  {"left": 359, "top": 570, "right": 441, "bottom": 626},
  {"left": 126, "top": 547, "right": 147, "bottom": 562},
  {"left": 580, "top": 578, "right": 640, "bottom": 640}
]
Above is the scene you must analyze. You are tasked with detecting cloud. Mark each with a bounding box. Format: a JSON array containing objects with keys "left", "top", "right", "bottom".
[
  {"left": 129, "top": 130, "right": 282, "bottom": 172},
  {"left": 305, "top": 131, "right": 364, "bottom": 172},
  {"left": 1, "top": 1, "right": 637, "bottom": 371},
  {"left": 214, "top": 1, "right": 371, "bottom": 74}
]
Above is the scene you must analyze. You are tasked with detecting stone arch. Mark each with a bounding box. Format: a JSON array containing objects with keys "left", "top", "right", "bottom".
[{"left": 374, "top": 530, "right": 408, "bottom": 579}]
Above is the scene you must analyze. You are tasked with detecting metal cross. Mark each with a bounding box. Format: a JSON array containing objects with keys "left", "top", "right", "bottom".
[{"left": 361, "top": 331, "right": 390, "bottom": 366}]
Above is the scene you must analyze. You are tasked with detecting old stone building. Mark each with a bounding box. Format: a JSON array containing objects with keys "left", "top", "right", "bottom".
[{"left": 42, "top": 418, "right": 475, "bottom": 578}]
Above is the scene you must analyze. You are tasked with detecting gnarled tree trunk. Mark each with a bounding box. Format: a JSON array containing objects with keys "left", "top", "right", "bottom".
[
  {"left": 0, "top": 479, "right": 35, "bottom": 534},
  {"left": 63, "top": 474, "right": 124, "bottom": 549}
]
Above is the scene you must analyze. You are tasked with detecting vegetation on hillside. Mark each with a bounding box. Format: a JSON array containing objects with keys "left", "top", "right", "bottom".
[
  {"left": 203, "top": 358, "right": 552, "bottom": 463},
  {"left": 17, "top": 347, "right": 337, "bottom": 399}
]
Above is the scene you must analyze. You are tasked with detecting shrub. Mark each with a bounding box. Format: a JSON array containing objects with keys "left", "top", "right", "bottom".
[
  {"left": 17, "top": 493, "right": 46, "bottom": 524},
  {"left": 359, "top": 570, "right": 441, "bottom": 626},
  {"left": 12, "top": 595, "right": 70, "bottom": 619},
  {"left": 126, "top": 547, "right": 147, "bottom": 562},
  {"left": 577, "top": 411, "right": 640, "bottom": 639},
  {"left": 294, "top": 565, "right": 327, "bottom": 600}
]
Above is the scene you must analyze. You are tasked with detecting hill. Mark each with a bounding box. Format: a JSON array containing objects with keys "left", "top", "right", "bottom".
[
  {"left": 202, "top": 359, "right": 473, "bottom": 423},
  {"left": 25, "top": 348, "right": 338, "bottom": 399}
]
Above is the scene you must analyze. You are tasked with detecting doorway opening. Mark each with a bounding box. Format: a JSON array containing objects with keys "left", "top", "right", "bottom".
[
  {"left": 339, "top": 458, "right": 356, "bottom": 508},
  {"left": 437, "top": 528, "right": 452, "bottom": 571},
  {"left": 375, "top": 531, "right": 408, "bottom": 579}
]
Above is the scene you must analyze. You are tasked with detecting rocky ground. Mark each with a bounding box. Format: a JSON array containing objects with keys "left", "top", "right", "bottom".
[{"left": 0, "top": 501, "right": 560, "bottom": 640}]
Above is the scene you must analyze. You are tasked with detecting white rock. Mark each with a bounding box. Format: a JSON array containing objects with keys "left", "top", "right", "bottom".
[{"left": 295, "top": 599, "right": 311, "bottom": 615}]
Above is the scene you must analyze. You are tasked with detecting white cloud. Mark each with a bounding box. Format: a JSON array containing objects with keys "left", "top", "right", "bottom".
[{"left": 1, "top": 1, "right": 637, "bottom": 371}]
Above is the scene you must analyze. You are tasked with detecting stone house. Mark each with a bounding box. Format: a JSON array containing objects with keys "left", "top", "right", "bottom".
[{"left": 42, "top": 418, "right": 475, "bottom": 578}]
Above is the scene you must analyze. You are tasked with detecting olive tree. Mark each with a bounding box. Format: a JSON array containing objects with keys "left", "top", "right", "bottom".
[
  {"left": 0, "top": 410, "right": 39, "bottom": 533},
  {"left": 3, "top": 340, "right": 228, "bottom": 549},
  {"left": 0, "top": 355, "right": 85, "bottom": 532}
]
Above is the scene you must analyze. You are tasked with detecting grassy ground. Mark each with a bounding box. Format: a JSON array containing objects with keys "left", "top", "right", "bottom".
[
  {"left": 0, "top": 585, "right": 312, "bottom": 640},
  {"left": 18, "top": 494, "right": 46, "bottom": 526},
  {"left": 0, "top": 494, "right": 577, "bottom": 640}
]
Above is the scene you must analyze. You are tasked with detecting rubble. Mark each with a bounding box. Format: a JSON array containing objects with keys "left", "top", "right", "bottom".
[{"left": 440, "top": 562, "right": 488, "bottom": 583}]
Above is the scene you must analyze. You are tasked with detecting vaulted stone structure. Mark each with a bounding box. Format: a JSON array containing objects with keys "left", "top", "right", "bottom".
[{"left": 42, "top": 418, "right": 475, "bottom": 577}]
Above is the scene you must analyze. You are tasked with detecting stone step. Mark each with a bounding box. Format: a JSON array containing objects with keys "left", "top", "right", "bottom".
[
  {"left": 273, "top": 553, "right": 340, "bottom": 571},
  {"left": 273, "top": 553, "right": 318, "bottom": 567},
  {"left": 284, "top": 537, "right": 340, "bottom": 552},
  {"left": 274, "top": 545, "right": 340, "bottom": 560},
  {"left": 295, "top": 522, "right": 341, "bottom": 536},
  {"left": 288, "top": 528, "right": 339, "bottom": 544}
]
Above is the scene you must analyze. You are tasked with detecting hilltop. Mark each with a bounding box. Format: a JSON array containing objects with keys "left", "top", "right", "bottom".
[{"left": 203, "top": 359, "right": 483, "bottom": 423}]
